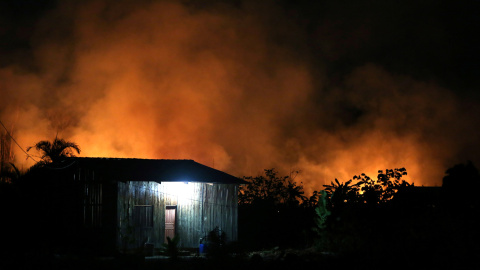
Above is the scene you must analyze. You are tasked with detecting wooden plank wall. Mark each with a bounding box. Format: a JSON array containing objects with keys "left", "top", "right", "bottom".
[
  {"left": 74, "top": 168, "right": 103, "bottom": 228},
  {"left": 67, "top": 167, "right": 118, "bottom": 254},
  {"left": 116, "top": 181, "right": 239, "bottom": 250},
  {"left": 201, "top": 183, "right": 239, "bottom": 243}
]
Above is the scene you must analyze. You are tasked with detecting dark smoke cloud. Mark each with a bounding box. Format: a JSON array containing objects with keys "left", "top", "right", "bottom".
[{"left": 1, "top": 0, "right": 479, "bottom": 192}]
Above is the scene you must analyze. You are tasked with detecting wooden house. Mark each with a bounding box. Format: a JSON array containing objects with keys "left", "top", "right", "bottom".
[{"left": 29, "top": 157, "right": 245, "bottom": 255}]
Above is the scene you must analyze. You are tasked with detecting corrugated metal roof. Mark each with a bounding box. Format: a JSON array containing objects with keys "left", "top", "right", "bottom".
[{"left": 68, "top": 157, "right": 246, "bottom": 184}]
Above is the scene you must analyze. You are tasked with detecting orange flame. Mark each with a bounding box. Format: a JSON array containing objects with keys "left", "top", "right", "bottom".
[{"left": 1, "top": 1, "right": 478, "bottom": 194}]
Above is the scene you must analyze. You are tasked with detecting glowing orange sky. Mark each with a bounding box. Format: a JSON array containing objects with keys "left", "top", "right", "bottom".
[{"left": 1, "top": 1, "right": 479, "bottom": 195}]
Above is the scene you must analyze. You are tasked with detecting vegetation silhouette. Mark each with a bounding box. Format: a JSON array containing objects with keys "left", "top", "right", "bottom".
[
  {"left": 7, "top": 137, "right": 86, "bottom": 260},
  {"left": 442, "top": 160, "right": 480, "bottom": 209},
  {"left": 0, "top": 162, "right": 21, "bottom": 183},
  {"left": 314, "top": 168, "right": 413, "bottom": 256},
  {"left": 238, "top": 169, "right": 318, "bottom": 249},
  {"left": 322, "top": 167, "right": 411, "bottom": 208},
  {"left": 204, "top": 226, "right": 228, "bottom": 259},
  {"left": 439, "top": 161, "right": 480, "bottom": 267},
  {"left": 162, "top": 235, "right": 180, "bottom": 261},
  {"left": 311, "top": 165, "right": 480, "bottom": 268},
  {"left": 26, "top": 136, "right": 80, "bottom": 168}
]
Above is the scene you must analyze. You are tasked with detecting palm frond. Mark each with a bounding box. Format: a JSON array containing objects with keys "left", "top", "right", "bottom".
[{"left": 27, "top": 137, "right": 81, "bottom": 164}]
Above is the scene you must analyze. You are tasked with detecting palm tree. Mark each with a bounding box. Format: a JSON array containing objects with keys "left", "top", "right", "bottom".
[{"left": 27, "top": 137, "right": 81, "bottom": 165}]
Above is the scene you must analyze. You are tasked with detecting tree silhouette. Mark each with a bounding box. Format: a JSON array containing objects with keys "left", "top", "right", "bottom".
[
  {"left": 442, "top": 161, "right": 480, "bottom": 210},
  {"left": 315, "top": 168, "right": 413, "bottom": 255},
  {"left": 26, "top": 137, "right": 80, "bottom": 166},
  {"left": 239, "top": 169, "right": 307, "bottom": 207},
  {"left": 323, "top": 178, "right": 359, "bottom": 210},
  {"left": 441, "top": 162, "right": 480, "bottom": 266},
  {"left": 442, "top": 161, "right": 480, "bottom": 189},
  {"left": 238, "top": 169, "right": 311, "bottom": 249},
  {"left": 323, "top": 167, "right": 410, "bottom": 209}
]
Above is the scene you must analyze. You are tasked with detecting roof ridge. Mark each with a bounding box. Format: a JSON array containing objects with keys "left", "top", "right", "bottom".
[
  {"left": 71, "top": 157, "right": 194, "bottom": 161},
  {"left": 64, "top": 157, "right": 246, "bottom": 184}
]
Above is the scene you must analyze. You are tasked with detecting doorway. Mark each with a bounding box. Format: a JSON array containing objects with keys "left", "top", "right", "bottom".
[{"left": 165, "top": 205, "right": 176, "bottom": 242}]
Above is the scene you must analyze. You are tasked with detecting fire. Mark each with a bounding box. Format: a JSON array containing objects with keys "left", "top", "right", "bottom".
[{"left": 1, "top": 1, "right": 478, "bottom": 194}]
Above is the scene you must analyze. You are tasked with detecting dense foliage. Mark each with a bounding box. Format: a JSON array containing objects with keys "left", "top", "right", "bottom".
[
  {"left": 239, "top": 169, "right": 307, "bottom": 206},
  {"left": 313, "top": 165, "right": 480, "bottom": 266},
  {"left": 314, "top": 168, "right": 413, "bottom": 254},
  {"left": 322, "top": 167, "right": 411, "bottom": 208},
  {"left": 238, "top": 169, "right": 317, "bottom": 249}
]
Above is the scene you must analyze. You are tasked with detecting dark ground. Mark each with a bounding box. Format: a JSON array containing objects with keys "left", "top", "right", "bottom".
[{"left": 2, "top": 246, "right": 478, "bottom": 270}]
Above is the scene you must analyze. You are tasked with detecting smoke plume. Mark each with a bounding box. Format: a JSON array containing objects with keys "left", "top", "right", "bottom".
[{"left": 1, "top": 0, "right": 479, "bottom": 193}]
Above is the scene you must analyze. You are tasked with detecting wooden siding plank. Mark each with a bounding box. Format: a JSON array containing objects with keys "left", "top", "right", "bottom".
[{"left": 116, "top": 181, "right": 239, "bottom": 250}]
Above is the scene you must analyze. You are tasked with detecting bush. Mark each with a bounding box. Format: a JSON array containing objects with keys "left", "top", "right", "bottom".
[
  {"left": 205, "top": 227, "right": 227, "bottom": 258},
  {"left": 162, "top": 235, "right": 180, "bottom": 260}
]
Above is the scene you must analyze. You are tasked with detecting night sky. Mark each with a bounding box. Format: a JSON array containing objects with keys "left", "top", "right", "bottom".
[{"left": 1, "top": 0, "right": 479, "bottom": 193}]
